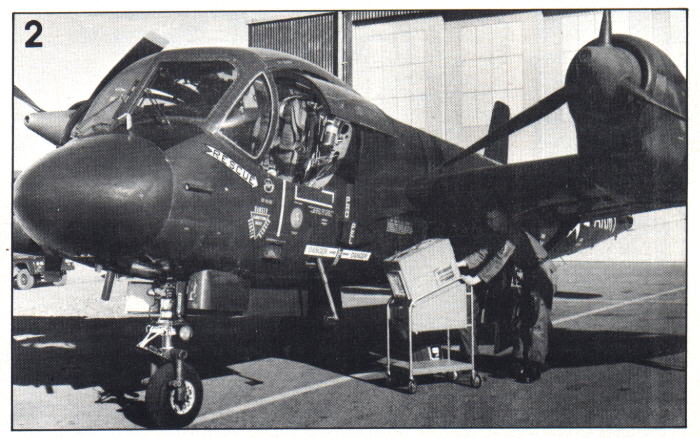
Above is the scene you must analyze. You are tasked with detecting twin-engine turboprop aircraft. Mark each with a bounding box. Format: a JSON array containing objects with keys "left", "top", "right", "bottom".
[{"left": 13, "top": 11, "right": 686, "bottom": 427}]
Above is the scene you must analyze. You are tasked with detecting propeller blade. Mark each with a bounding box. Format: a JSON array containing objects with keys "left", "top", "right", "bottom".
[
  {"left": 442, "top": 87, "right": 568, "bottom": 168},
  {"left": 13, "top": 85, "right": 43, "bottom": 112},
  {"left": 621, "top": 81, "right": 687, "bottom": 121},
  {"left": 598, "top": 10, "right": 612, "bottom": 46}
]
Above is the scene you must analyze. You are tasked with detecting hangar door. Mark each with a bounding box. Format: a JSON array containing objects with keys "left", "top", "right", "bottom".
[
  {"left": 443, "top": 12, "right": 544, "bottom": 163},
  {"left": 351, "top": 16, "right": 445, "bottom": 138},
  {"left": 350, "top": 12, "right": 541, "bottom": 153},
  {"left": 249, "top": 12, "right": 339, "bottom": 75}
]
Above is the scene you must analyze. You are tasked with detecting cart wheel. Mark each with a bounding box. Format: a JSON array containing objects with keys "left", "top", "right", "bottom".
[
  {"left": 385, "top": 374, "right": 396, "bottom": 388},
  {"left": 407, "top": 379, "right": 417, "bottom": 394},
  {"left": 448, "top": 371, "right": 459, "bottom": 382},
  {"left": 470, "top": 373, "right": 482, "bottom": 389}
]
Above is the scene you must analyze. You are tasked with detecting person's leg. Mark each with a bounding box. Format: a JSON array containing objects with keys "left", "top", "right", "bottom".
[
  {"left": 457, "top": 328, "right": 472, "bottom": 362},
  {"left": 457, "top": 292, "right": 480, "bottom": 363},
  {"left": 510, "top": 290, "right": 529, "bottom": 379},
  {"left": 527, "top": 292, "right": 550, "bottom": 366},
  {"left": 519, "top": 290, "right": 550, "bottom": 382}
]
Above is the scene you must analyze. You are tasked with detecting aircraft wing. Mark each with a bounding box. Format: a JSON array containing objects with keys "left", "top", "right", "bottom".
[{"left": 406, "top": 154, "right": 683, "bottom": 232}]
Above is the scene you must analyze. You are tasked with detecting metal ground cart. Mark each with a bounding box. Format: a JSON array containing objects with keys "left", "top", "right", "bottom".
[{"left": 383, "top": 239, "right": 482, "bottom": 393}]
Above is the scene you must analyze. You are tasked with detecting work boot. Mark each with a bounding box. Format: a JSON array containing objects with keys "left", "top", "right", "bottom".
[
  {"left": 517, "top": 361, "right": 541, "bottom": 383},
  {"left": 510, "top": 359, "right": 526, "bottom": 381}
]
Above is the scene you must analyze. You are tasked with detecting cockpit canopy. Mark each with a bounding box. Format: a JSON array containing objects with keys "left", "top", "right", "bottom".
[{"left": 72, "top": 48, "right": 358, "bottom": 189}]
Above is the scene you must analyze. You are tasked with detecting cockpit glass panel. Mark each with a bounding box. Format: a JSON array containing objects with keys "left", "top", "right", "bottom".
[
  {"left": 73, "top": 59, "right": 152, "bottom": 137},
  {"left": 220, "top": 75, "right": 272, "bottom": 157},
  {"left": 133, "top": 61, "right": 238, "bottom": 120},
  {"left": 73, "top": 59, "right": 238, "bottom": 140}
]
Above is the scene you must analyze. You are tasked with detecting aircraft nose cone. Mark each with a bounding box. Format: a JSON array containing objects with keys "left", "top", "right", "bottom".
[{"left": 15, "top": 135, "right": 173, "bottom": 257}]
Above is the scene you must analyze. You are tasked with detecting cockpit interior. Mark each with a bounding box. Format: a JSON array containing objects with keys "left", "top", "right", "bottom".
[{"left": 261, "top": 73, "right": 353, "bottom": 188}]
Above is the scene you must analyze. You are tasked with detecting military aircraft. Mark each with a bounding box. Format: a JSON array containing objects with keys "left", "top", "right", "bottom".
[{"left": 13, "top": 11, "right": 686, "bottom": 427}]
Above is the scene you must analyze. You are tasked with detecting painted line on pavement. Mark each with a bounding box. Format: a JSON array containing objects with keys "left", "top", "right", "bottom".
[
  {"left": 194, "top": 286, "right": 685, "bottom": 425},
  {"left": 192, "top": 371, "right": 382, "bottom": 425},
  {"left": 552, "top": 286, "right": 685, "bottom": 325}
]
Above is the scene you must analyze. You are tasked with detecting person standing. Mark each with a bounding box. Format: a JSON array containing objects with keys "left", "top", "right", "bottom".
[{"left": 458, "top": 209, "right": 556, "bottom": 383}]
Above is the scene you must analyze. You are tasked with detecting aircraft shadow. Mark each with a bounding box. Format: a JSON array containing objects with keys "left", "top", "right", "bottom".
[
  {"left": 547, "top": 327, "right": 686, "bottom": 370},
  {"left": 12, "top": 308, "right": 685, "bottom": 426},
  {"left": 11, "top": 314, "right": 329, "bottom": 428},
  {"left": 12, "top": 311, "right": 385, "bottom": 427}
]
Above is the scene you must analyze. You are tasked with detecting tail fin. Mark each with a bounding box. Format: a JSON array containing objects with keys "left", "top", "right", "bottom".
[{"left": 484, "top": 101, "right": 510, "bottom": 164}]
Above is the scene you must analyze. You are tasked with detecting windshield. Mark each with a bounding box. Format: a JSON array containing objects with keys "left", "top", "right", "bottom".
[
  {"left": 132, "top": 60, "right": 238, "bottom": 120},
  {"left": 73, "top": 58, "right": 238, "bottom": 139},
  {"left": 73, "top": 58, "right": 152, "bottom": 137}
]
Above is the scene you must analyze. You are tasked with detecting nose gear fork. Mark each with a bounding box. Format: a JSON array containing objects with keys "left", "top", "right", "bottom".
[{"left": 137, "top": 281, "right": 188, "bottom": 352}]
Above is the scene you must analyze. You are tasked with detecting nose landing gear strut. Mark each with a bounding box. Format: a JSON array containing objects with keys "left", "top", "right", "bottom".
[{"left": 137, "top": 281, "right": 202, "bottom": 428}]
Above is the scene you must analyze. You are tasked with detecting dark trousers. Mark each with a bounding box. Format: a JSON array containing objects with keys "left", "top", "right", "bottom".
[
  {"left": 457, "top": 285, "right": 551, "bottom": 366},
  {"left": 512, "top": 288, "right": 550, "bottom": 365},
  {"left": 456, "top": 289, "right": 482, "bottom": 363}
]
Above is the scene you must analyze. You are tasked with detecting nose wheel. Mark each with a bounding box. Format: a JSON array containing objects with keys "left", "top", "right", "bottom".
[{"left": 146, "top": 362, "right": 203, "bottom": 428}]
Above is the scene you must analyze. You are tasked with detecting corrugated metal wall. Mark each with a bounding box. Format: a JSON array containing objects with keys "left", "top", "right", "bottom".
[
  {"left": 348, "top": 11, "right": 422, "bottom": 23},
  {"left": 249, "top": 12, "right": 338, "bottom": 75}
]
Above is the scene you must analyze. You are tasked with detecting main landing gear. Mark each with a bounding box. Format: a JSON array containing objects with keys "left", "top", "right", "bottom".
[{"left": 137, "top": 281, "right": 202, "bottom": 428}]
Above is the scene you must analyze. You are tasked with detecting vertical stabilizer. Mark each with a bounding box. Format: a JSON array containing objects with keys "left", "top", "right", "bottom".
[{"left": 484, "top": 101, "right": 510, "bottom": 164}]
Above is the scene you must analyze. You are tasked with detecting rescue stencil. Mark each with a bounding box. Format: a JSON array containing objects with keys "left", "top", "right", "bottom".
[{"left": 206, "top": 145, "right": 258, "bottom": 188}]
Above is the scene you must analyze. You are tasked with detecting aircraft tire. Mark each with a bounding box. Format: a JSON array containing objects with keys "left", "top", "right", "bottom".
[
  {"left": 53, "top": 275, "right": 67, "bottom": 286},
  {"left": 146, "top": 362, "right": 203, "bottom": 429},
  {"left": 14, "top": 269, "right": 35, "bottom": 290}
]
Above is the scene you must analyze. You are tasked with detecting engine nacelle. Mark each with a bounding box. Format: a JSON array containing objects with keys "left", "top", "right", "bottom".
[
  {"left": 566, "top": 35, "right": 686, "bottom": 205},
  {"left": 566, "top": 35, "right": 686, "bottom": 161}
]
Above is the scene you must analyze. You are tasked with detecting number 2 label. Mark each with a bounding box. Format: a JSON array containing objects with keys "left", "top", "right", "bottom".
[{"left": 25, "top": 20, "right": 43, "bottom": 48}]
